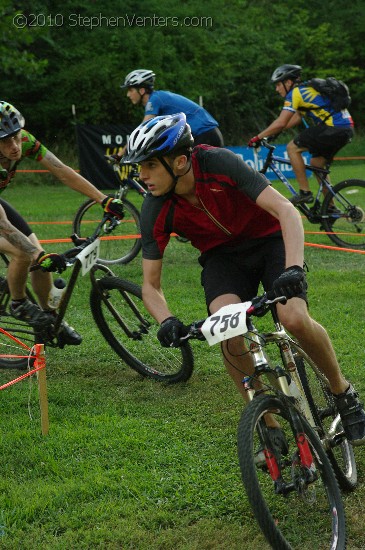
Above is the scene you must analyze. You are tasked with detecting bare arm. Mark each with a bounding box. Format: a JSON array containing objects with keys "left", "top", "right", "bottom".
[
  {"left": 257, "top": 109, "right": 295, "bottom": 140},
  {"left": 285, "top": 111, "right": 302, "bottom": 129},
  {"left": 142, "top": 114, "right": 155, "bottom": 122},
  {"left": 40, "top": 151, "right": 107, "bottom": 203},
  {"left": 256, "top": 186, "right": 304, "bottom": 268},
  {"left": 142, "top": 258, "right": 174, "bottom": 323},
  {"left": 0, "top": 206, "right": 37, "bottom": 256}
]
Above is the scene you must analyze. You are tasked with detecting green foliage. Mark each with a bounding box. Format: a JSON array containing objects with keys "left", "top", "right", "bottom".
[
  {"left": 1, "top": 0, "right": 364, "bottom": 144},
  {"left": 0, "top": 2, "right": 48, "bottom": 79}
]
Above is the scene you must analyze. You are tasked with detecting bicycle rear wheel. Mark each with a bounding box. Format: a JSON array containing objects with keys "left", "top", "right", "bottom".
[
  {"left": 321, "top": 179, "right": 365, "bottom": 249},
  {"left": 237, "top": 394, "right": 346, "bottom": 550},
  {"left": 292, "top": 343, "right": 357, "bottom": 491},
  {"left": 73, "top": 198, "right": 142, "bottom": 265},
  {"left": 90, "top": 277, "right": 194, "bottom": 383}
]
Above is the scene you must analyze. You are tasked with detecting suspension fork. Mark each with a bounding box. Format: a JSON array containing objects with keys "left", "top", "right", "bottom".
[
  {"left": 242, "top": 323, "right": 298, "bottom": 402},
  {"left": 241, "top": 325, "right": 276, "bottom": 400},
  {"left": 287, "top": 406, "right": 318, "bottom": 484}
]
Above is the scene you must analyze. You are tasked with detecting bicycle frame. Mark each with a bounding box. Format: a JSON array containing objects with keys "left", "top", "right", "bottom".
[
  {"left": 112, "top": 164, "right": 147, "bottom": 200},
  {"left": 186, "top": 295, "right": 343, "bottom": 445},
  {"left": 0, "top": 216, "right": 118, "bottom": 347},
  {"left": 242, "top": 312, "right": 317, "bottom": 428},
  {"left": 49, "top": 253, "right": 113, "bottom": 339},
  {"left": 254, "top": 142, "right": 337, "bottom": 221}
]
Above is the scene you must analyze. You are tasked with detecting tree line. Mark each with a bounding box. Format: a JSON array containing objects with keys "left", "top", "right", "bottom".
[{"left": 2, "top": 0, "right": 364, "bottom": 145}]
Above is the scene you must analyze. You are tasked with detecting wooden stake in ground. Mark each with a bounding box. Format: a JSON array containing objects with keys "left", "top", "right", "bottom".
[{"left": 35, "top": 344, "right": 49, "bottom": 435}]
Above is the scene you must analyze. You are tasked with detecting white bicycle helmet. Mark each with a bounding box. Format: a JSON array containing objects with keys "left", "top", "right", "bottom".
[
  {"left": 121, "top": 69, "right": 156, "bottom": 89},
  {"left": 122, "top": 113, "right": 194, "bottom": 164},
  {"left": 0, "top": 101, "right": 25, "bottom": 139}
]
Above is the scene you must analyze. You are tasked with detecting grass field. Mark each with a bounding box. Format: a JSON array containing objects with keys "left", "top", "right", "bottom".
[{"left": 1, "top": 161, "right": 365, "bottom": 549}]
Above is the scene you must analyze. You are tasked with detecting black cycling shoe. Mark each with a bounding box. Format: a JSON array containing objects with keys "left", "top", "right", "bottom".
[
  {"left": 255, "top": 427, "right": 289, "bottom": 468},
  {"left": 10, "top": 299, "right": 52, "bottom": 329},
  {"left": 57, "top": 321, "right": 83, "bottom": 348},
  {"left": 333, "top": 384, "right": 365, "bottom": 446},
  {"left": 290, "top": 191, "right": 314, "bottom": 205}
]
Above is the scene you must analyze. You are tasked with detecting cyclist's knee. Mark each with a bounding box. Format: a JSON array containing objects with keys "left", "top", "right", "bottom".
[
  {"left": 286, "top": 140, "right": 298, "bottom": 155},
  {"left": 277, "top": 299, "right": 310, "bottom": 335},
  {"left": 310, "top": 156, "right": 327, "bottom": 169},
  {"left": 287, "top": 140, "right": 306, "bottom": 156},
  {"left": 8, "top": 249, "right": 33, "bottom": 266},
  {"left": 222, "top": 335, "right": 246, "bottom": 357}
]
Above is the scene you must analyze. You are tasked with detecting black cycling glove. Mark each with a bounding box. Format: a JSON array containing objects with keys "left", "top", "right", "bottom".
[
  {"left": 102, "top": 196, "right": 125, "bottom": 220},
  {"left": 36, "top": 252, "right": 67, "bottom": 273},
  {"left": 157, "top": 316, "right": 189, "bottom": 347},
  {"left": 272, "top": 265, "right": 307, "bottom": 299}
]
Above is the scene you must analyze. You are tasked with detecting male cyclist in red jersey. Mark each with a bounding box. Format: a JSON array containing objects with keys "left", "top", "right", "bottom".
[
  {"left": 0, "top": 101, "right": 125, "bottom": 343},
  {"left": 248, "top": 64, "right": 354, "bottom": 205},
  {"left": 120, "top": 112, "right": 365, "bottom": 447}
]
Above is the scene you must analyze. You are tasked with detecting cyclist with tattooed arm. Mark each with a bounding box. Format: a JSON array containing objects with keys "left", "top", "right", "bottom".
[{"left": 0, "top": 101, "right": 124, "bottom": 343}]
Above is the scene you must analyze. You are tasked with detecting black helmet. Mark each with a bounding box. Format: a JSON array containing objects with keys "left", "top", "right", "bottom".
[
  {"left": 122, "top": 113, "right": 194, "bottom": 164},
  {"left": 271, "top": 64, "right": 302, "bottom": 83},
  {"left": 121, "top": 69, "right": 156, "bottom": 89},
  {"left": 0, "top": 101, "right": 25, "bottom": 139}
]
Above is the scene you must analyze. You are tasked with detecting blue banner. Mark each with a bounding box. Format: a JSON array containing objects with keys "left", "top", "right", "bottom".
[{"left": 226, "top": 145, "right": 311, "bottom": 180}]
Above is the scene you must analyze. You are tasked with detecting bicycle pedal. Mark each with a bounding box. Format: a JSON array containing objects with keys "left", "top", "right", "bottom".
[{"left": 34, "top": 323, "right": 54, "bottom": 342}]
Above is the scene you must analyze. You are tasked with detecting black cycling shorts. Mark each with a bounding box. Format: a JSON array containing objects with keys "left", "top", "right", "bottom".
[
  {"left": 0, "top": 198, "right": 33, "bottom": 237},
  {"left": 294, "top": 125, "right": 353, "bottom": 161},
  {"left": 194, "top": 127, "right": 224, "bottom": 147},
  {"left": 199, "top": 236, "right": 307, "bottom": 312}
]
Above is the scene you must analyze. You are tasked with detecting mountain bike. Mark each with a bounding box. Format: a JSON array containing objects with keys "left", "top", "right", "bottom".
[
  {"left": 73, "top": 163, "right": 146, "bottom": 266},
  {"left": 183, "top": 292, "right": 352, "bottom": 548},
  {"left": 254, "top": 139, "right": 365, "bottom": 249},
  {"left": 0, "top": 215, "right": 194, "bottom": 383}
]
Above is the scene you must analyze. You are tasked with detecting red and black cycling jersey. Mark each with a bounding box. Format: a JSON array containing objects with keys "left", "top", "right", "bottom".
[{"left": 140, "top": 145, "right": 282, "bottom": 259}]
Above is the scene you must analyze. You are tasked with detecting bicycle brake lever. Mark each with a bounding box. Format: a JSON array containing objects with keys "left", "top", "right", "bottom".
[{"left": 104, "top": 217, "right": 120, "bottom": 233}]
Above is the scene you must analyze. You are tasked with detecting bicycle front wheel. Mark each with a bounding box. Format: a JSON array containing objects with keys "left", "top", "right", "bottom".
[
  {"left": 90, "top": 277, "right": 194, "bottom": 383},
  {"left": 292, "top": 343, "right": 357, "bottom": 492},
  {"left": 321, "top": 179, "right": 365, "bottom": 249},
  {"left": 73, "top": 198, "right": 142, "bottom": 265},
  {"left": 237, "top": 394, "right": 346, "bottom": 550}
]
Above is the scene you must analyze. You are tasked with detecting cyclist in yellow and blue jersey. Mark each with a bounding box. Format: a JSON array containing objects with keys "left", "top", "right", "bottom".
[
  {"left": 0, "top": 101, "right": 125, "bottom": 342},
  {"left": 248, "top": 65, "right": 354, "bottom": 205}
]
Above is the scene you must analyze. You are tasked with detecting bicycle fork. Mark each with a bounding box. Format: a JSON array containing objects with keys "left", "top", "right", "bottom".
[{"left": 243, "top": 330, "right": 318, "bottom": 494}]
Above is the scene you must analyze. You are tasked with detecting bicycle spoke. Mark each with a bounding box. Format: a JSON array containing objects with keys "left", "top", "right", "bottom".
[
  {"left": 238, "top": 395, "right": 346, "bottom": 549},
  {"left": 73, "top": 199, "right": 142, "bottom": 264},
  {"left": 321, "top": 179, "right": 365, "bottom": 249},
  {"left": 90, "top": 277, "right": 194, "bottom": 383}
]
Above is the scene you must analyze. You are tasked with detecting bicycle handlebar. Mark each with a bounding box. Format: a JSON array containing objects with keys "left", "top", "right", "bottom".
[
  {"left": 181, "top": 291, "right": 287, "bottom": 343},
  {"left": 30, "top": 213, "right": 118, "bottom": 271}
]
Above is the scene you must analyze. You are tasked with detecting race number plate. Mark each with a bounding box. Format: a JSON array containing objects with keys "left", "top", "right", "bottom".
[
  {"left": 201, "top": 302, "right": 252, "bottom": 346},
  {"left": 77, "top": 239, "right": 100, "bottom": 275}
]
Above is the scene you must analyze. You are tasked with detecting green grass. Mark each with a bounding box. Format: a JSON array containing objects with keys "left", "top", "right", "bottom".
[{"left": 0, "top": 169, "right": 365, "bottom": 549}]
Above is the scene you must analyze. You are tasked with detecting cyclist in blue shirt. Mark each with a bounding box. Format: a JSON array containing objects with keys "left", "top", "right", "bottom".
[
  {"left": 248, "top": 65, "right": 354, "bottom": 205},
  {"left": 121, "top": 69, "right": 224, "bottom": 147}
]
